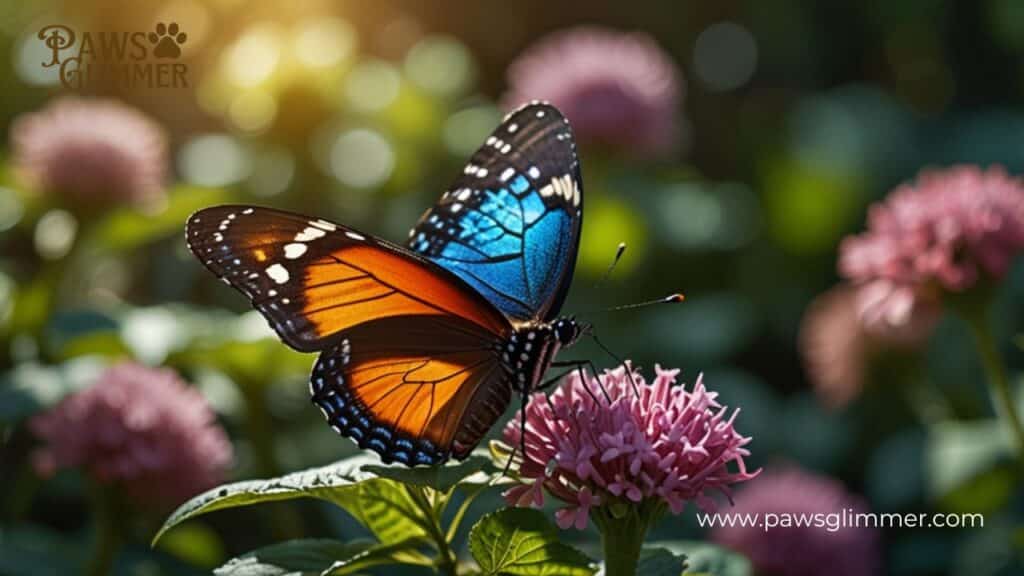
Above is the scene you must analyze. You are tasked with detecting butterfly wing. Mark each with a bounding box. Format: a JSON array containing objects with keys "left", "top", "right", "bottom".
[
  {"left": 311, "top": 315, "right": 512, "bottom": 465},
  {"left": 186, "top": 205, "right": 514, "bottom": 463},
  {"left": 186, "top": 205, "right": 509, "bottom": 351},
  {"left": 407, "top": 102, "right": 583, "bottom": 323}
]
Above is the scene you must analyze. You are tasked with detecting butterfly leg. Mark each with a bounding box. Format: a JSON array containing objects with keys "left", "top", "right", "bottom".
[
  {"left": 548, "top": 360, "right": 611, "bottom": 404},
  {"left": 501, "top": 392, "right": 530, "bottom": 480},
  {"left": 588, "top": 333, "right": 641, "bottom": 398}
]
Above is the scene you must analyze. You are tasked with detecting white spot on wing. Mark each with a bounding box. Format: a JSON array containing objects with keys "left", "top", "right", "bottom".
[
  {"left": 345, "top": 231, "right": 365, "bottom": 241},
  {"left": 266, "top": 263, "right": 289, "bottom": 284},
  {"left": 312, "top": 219, "right": 337, "bottom": 231},
  {"left": 295, "top": 227, "right": 326, "bottom": 242},
  {"left": 500, "top": 167, "right": 515, "bottom": 182},
  {"left": 507, "top": 123, "right": 518, "bottom": 133},
  {"left": 528, "top": 166, "right": 541, "bottom": 179},
  {"left": 284, "top": 243, "right": 308, "bottom": 259}
]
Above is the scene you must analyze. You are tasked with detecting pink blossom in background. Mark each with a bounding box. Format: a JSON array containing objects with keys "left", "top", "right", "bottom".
[
  {"left": 30, "top": 362, "right": 232, "bottom": 508},
  {"left": 712, "top": 467, "right": 881, "bottom": 576},
  {"left": 839, "top": 165, "right": 1024, "bottom": 334},
  {"left": 11, "top": 97, "right": 168, "bottom": 206},
  {"left": 503, "top": 26, "right": 683, "bottom": 157},
  {"left": 799, "top": 287, "right": 869, "bottom": 409},
  {"left": 502, "top": 364, "right": 758, "bottom": 530},
  {"left": 799, "top": 285, "right": 935, "bottom": 409}
]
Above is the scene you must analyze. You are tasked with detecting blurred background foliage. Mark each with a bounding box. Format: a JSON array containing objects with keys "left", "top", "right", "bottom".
[{"left": 1, "top": 0, "right": 1023, "bottom": 575}]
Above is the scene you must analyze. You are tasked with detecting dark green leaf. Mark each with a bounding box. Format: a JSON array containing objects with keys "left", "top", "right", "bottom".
[
  {"left": 154, "top": 455, "right": 378, "bottom": 545},
  {"left": 650, "top": 541, "right": 751, "bottom": 576},
  {"left": 364, "top": 453, "right": 495, "bottom": 492},
  {"left": 357, "top": 479, "right": 431, "bottom": 543},
  {"left": 469, "top": 508, "right": 595, "bottom": 576},
  {"left": 637, "top": 547, "right": 687, "bottom": 576},
  {"left": 214, "top": 537, "right": 431, "bottom": 576},
  {"left": 321, "top": 537, "right": 433, "bottom": 575}
]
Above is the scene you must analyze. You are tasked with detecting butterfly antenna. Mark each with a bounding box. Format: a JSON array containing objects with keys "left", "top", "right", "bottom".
[
  {"left": 605, "top": 292, "right": 685, "bottom": 312},
  {"left": 593, "top": 242, "right": 627, "bottom": 290}
]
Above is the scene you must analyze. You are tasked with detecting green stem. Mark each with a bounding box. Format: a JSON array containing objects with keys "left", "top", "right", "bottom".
[
  {"left": 85, "top": 482, "right": 122, "bottom": 576},
  {"left": 962, "top": 306, "right": 1024, "bottom": 460},
  {"left": 592, "top": 504, "right": 654, "bottom": 576},
  {"left": 407, "top": 486, "right": 457, "bottom": 576}
]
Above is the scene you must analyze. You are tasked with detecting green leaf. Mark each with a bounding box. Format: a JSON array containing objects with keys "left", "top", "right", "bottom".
[
  {"left": 364, "top": 453, "right": 496, "bottom": 493},
  {"left": 321, "top": 537, "right": 433, "bottom": 575},
  {"left": 650, "top": 541, "right": 751, "bottom": 576},
  {"left": 0, "top": 357, "right": 105, "bottom": 423},
  {"left": 357, "top": 479, "right": 431, "bottom": 543},
  {"left": 213, "top": 538, "right": 429, "bottom": 576},
  {"left": 469, "top": 508, "right": 595, "bottom": 576},
  {"left": 925, "top": 418, "right": 1014, "bottom": 500},
  {"left": 637, "top": 547, "right": 687, "bottom": 576},
  {"left": 153, "top": 455, "right": 378, "bottom": 545},
  {"left": 93, "top": 185, "right": 232, "bottom": 251}
]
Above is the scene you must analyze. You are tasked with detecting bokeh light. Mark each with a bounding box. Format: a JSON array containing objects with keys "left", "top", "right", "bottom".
[
  {"left": 344, "top": 60, "right": 402, "bottom": 113},
  {"left": 293, "top": 18, "right": 356, "bottom": 69},
  {"left": 33, "top": 209, "right": 77, "bottom": 260},
  {"left": 442, "top": 104, "right": 503, "bottom": 157},
  {"left": 179, "top": 134, "right": 251, "bottom": 187},
  {"left": 329, "top": 128, "right": 394, "bottom": 189},
  {"left": 404, "top": 36, "right": 475, "bottom": 97},
  {"left": 222, "top": 24, "right": 283, "bottom": 87},
  {"left": 693, "top": 22, "right": 758, "bottom": 92},
  {"left": 0, "top": 187, "right": 24, "bottom": 232}
]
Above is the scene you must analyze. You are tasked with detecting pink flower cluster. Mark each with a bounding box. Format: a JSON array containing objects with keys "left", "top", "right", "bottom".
[
  {"left": 839, "top": 165, "right": 1024, "bottom": 334},
  {"left": 503, "top": 364, "right": 758, "bottom": 530},
  {"left": 30, "top": 362, "right": 233, "bottom": 508},
  {"left": 11, "top": 97, "right": 168, "bottom": 206},
  {"left": 712, "top": 467, "right": 880, "bottom": 576},
  {"left": 504, "top": 26, "right": 683, "bottom": 157}
]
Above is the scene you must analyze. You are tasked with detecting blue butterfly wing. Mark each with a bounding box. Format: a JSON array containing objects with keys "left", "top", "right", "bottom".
[{"left": 407, "top": 102, "right": 583, "bottom": 322}]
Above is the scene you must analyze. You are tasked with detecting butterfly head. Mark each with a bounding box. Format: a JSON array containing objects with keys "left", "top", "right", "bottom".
[{"left": 553, "top": 316, "right": 590, "bottom": 348}]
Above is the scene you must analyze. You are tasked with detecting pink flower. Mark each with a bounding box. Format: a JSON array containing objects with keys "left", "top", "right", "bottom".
[
  {"left": 799, "top": 287, "right": 869, "bottom": 409},
  {"left": 503, "top": 27, "right": 683, "bottom": 157},
  {"left": 11, "top": 97, "right": 168, "bottom": 206},
  {"left": 30, "top": 362, "right": 232, "bottom": 508},
  {"left": 839, "top": 165, "right": 1024, "bottom": 335},
  {"left": 712, "top": 467, "right": 880, "bottom": 576},
  {"left": 502, "top": 364, "right": 758, "bottom": 530}
]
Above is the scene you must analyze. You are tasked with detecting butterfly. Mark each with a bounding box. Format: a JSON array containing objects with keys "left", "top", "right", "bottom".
[{"left": 186, "top": 102, "right": 589, "bottom": 466}]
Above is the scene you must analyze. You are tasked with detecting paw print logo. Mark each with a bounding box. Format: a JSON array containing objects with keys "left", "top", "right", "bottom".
[{"left": 148, "top": 22, "right": 187, "bottom": 59}]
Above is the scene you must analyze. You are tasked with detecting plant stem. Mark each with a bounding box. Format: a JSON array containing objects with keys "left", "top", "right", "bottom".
[
  {"left": 85, "top": 482, "right": 122, "bottom": 576},
  {"left": 592, "top": 504, "right": 653, "bottom": 576},
  {"left": 962, "top": 306, "right": 1024, "bottom": 460},
  {"left": 407, "top": 486, "right": 458, "bottom": 576}
]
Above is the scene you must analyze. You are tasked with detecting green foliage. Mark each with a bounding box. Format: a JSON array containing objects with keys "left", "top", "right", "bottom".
[
  {"left": 153, "top": 455, "right": 377, "bottom": 545},
  {"left": 0, "top": 357, "right": 105, "bottom": 423},
  {"left": 649, "top": 542, "right": 751, "bottom": 576},
  {"left": 92, "top": 185, "right": 233, "bottom": 252},
  {"left": 214, "top": 538, "right": 430, "bottom": 576},
  {"left": 156, "top": 453, "right": 598, "bottom": 576},
  {"left": 468, "top": 508, "right": 595, "bottom": 576},
  {"left": 637, "top": 547, "right": 688, "bottom": 576}
]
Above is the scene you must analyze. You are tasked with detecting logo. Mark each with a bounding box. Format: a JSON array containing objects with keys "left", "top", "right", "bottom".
[{"left": 39, "top": 22, "right": 189, "bottom": 89}]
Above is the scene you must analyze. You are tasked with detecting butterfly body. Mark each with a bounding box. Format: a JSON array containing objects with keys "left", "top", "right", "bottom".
[{"left": 186, "top": 102, "right": 585, "bottom": 466}]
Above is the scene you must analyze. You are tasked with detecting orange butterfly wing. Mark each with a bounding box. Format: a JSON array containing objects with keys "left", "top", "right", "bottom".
[
  {"left": 186, "top": 205, "right": 509, "bottom": 350},
  {"left": 187, "top": 206, "right": 513, "bottom": 463},
  {"left": 311, "top": 316, "right": 512, "bottom": 464}
]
